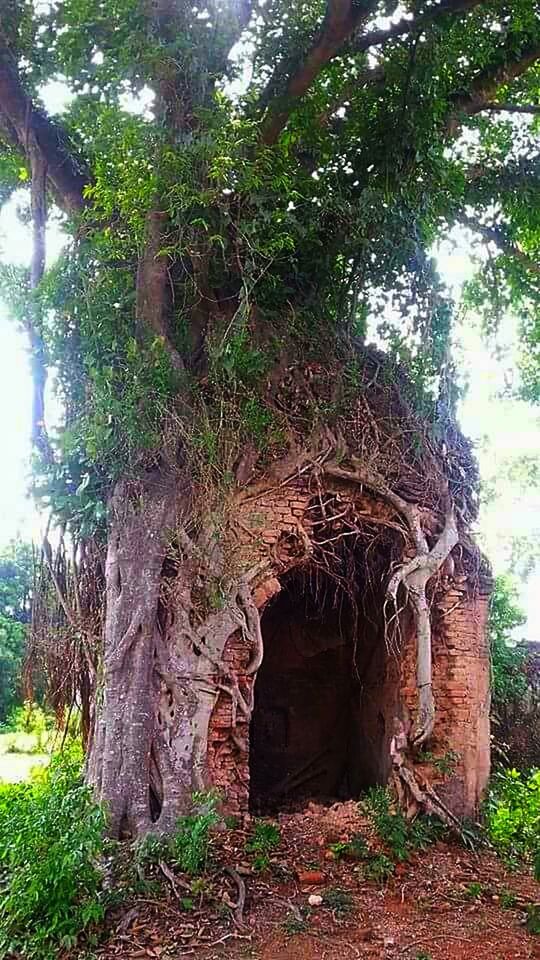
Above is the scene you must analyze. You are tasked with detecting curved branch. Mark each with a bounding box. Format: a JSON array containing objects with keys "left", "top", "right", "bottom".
[
  {"left": 261, "top": 0, "right": 378, "bottom": 145},
  {"left": 325, "top": 457, "right": 427, "bottom": 552},
  {"left": 350, "top": 0, "right": 483, "bottom": 54},
  {"left": 0, "top": 43, "right": 87, "bottom": 212}
]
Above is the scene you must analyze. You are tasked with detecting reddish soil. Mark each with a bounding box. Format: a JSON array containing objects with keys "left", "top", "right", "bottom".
[{"left": 94, "top": 801, "right": 540, "bottom": 960}]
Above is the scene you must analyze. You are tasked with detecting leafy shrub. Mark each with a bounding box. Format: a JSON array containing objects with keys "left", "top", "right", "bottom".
[
  {"left": 486, "top": 768, "right": 540, "bottom": 869},
  {"left": 362, "top": 787, "right": 410, "bottom": 860},
  {"left": 407, "top": 813, "right": 446, "bottom": 851},
  {"left": 329, "top": 833, "right": 370, "bottom": 861},
  {"left": 245, "top": 820, "right": 280, "bottom": 871},
  {"left": 0, "top": 540, "right": 33, "bottom": 724},
  {"left": 134, "top": 832, "right": 172, "bottom": 870},
  {"left": 132, "top": 791, "right": 221, "bottom": 884},
  {"left": 173, "top": 790, "right": 220, "bottom": 875},
  {"left": 526, "top": 904, "right": 540, "bottom": 935},
  {"left": 282, "top": 909, "right": 309, "bottom": 935},
  {"left": 0, "top": 743, "right": 106, "bottom": 959},
  {"left": 464, "top": 881, "right": 485, "bottom": 900},
  {"left": 500, "top": 889, "right": 517, "bottom": 909},
  {"left": 362, "top": 786, "right": 444, "bottom": 862}
]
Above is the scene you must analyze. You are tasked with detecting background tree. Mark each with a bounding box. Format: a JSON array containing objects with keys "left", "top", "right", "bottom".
[
  {"left": 0, "top": 539, "right": 33, "bottom": 722},
  {"left": 489, "top": 573, "right": 540, "bottom": 769},
  {"left": 489, "top": 574, "right": 527, "bottom": 710},
  {"left": 0, "top": 0, "right": 539, "bottom": 836}
]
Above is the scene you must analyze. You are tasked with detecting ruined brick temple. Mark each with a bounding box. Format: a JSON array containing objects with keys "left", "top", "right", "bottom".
[{"left": 206, "top": 442, "right": 492, "bottom": 820}]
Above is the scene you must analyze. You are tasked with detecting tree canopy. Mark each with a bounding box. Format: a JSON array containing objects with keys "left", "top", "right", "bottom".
[{"left": 0, "top": 0, "right": 538, "bottom": 533}]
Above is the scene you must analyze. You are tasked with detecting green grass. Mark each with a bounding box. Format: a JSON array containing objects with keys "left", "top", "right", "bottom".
[{"left": 0, "top": 733, "right": 49, "bottom": 783}]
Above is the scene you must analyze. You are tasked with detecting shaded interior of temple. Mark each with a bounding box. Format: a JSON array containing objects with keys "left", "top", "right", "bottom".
[{"left": 249, "top": 568, "right": 400, "bottom": 811}]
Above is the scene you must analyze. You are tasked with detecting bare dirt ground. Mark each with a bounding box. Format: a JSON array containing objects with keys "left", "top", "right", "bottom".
[{"left": 94, "top": 801, "right": 540, "bottom": 960}]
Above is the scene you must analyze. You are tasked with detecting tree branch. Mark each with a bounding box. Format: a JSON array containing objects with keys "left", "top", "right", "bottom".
[
  {"left": 260, "top": 0, "right": 484, "bottom": 145},
  {"left": 350, "top": 0, "right": 483, "bottom": 54},
  {"left": 460, "top": 214, "right": 540, "bottom": 278},
  {"left": 0, "top": 43, "right": 87, "bottom": 212},
  {"left": 26, "top": 145, "right": 55, "bottom": 462},
  {"left": 447, "top": 40, "right": 540, "bottom": 132},
  {"left": 261, "top": 0, "right": 378, "bottom": 145},
  {"left": 136, "top": 209, "right": 186, "bottom": 371}
]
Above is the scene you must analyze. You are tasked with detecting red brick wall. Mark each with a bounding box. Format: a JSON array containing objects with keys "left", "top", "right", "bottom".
[{"left": 206, "top": 479, "right": 491, "bottom": 816}]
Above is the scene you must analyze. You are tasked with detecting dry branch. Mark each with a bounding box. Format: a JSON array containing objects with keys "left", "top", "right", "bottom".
[{"left": 224, "top": 866, "right": 248, "bottom": 930}]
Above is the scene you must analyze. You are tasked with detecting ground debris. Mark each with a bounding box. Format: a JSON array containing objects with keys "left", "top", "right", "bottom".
[{"left": 86, "top": 800, "right": 540, "bottom": 960}]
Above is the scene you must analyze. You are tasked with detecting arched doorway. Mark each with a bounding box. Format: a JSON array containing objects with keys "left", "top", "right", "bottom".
[{"left": 249, "top": 566, "right": 401, "bottom": 811}]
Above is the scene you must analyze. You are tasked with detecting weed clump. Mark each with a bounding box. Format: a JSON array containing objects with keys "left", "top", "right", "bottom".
[
  {"left": 245, "top": 820, "right": 280, "bottom": 871},
  {"left": 174, "top": 790, "right": 220, "bottom": 875},
  {"left": 322, "top": 887, "right": 354, "bottom": 915},
  {"left": 362, "top": 786, "right": 445, "bottom": 862}
]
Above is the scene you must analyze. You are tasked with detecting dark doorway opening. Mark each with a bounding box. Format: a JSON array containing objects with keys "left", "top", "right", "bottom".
[{"left": 249, "top": 568, "right": 400, "bottom": 812}]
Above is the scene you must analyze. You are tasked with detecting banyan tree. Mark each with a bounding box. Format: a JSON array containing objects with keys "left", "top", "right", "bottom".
[
  {"left": 32, "top": 349, "right": 492, "bottom": 835},
  {"left": 1, "top": 0, "right": 539, "bottom": 837}
]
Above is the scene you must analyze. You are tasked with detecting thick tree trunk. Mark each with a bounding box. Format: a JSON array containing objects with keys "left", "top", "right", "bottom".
[
  {"left": 86, "top": 470, "right": 178, "bottom": 835},
  {"left": 86, "top": 467, "right": 263, "bottom": 837}
]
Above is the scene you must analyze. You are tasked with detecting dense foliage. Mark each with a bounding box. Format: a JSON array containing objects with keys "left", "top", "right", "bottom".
[
  {"left": 0, "top": 540, "right": 33, "bottom": 722},
  {"left": 0, "top": 744, "right": 106, "bottom": 959},
  {"left": 486, "top": 767, "right": 540, "bottom": 876}
]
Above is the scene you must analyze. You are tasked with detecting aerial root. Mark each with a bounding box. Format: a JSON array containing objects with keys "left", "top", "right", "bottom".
[{"left": 223, "top": 866, "right": 248, "bottom": 930}]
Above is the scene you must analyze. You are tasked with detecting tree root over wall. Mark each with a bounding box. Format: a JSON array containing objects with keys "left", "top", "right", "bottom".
[{"left": 39, "top": 420, "right": 471, "bottom": 837}]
